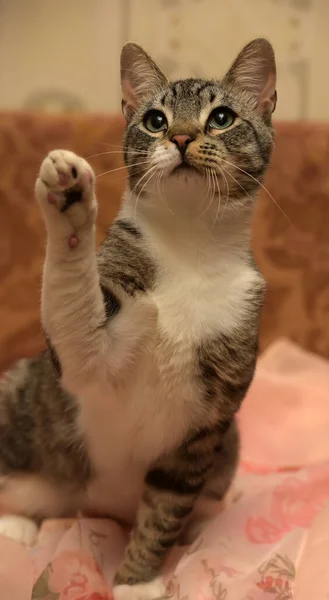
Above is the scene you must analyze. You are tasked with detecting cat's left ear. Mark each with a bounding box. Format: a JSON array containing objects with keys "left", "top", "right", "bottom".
[
  {"left": 224, "top": 38, "right": 277, "bottom": 115},
  {"left": 121, "top": 42, "right": 168, "bottom": 121}
]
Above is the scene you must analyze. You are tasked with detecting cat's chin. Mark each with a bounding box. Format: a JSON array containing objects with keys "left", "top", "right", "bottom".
[{"left": 170, "top": 163, "right": 202, "bottom": 180}]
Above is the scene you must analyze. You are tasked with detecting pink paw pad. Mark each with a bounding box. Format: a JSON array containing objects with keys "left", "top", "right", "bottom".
[
  {"left": 47, "top": 193, "right": 57, "bottom": 204},
  {"left": 58, "top": 171, "right": 70, "bottom": 186},
  {"left": 68, "top": 234, "right": 79, "bottom": 249}
]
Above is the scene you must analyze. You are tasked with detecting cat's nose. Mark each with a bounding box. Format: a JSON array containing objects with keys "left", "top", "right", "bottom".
[{"left": 170, "top": 134, "right": 193, "bottom": 155}]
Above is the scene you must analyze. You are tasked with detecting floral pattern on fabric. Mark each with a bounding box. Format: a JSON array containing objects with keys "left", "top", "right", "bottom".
[{"left": 33, "top": 551, "right": 112, "bottom": 600}]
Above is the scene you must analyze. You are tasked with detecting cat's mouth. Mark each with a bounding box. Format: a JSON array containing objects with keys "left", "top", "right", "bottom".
[
  {"left": 171, "top": 160, "right": 198, "bottom": 176},
  {"left": 173, "top": 164, "right": 193, "bottom": 172}
]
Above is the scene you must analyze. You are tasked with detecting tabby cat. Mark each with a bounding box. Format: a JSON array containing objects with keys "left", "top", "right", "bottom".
[{"left": 0, "top": 38, "right": 276, "bottom": 600}]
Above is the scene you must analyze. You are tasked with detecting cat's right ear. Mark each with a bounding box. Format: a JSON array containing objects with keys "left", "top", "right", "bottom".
[
  {"left": 120, "top": 42, "right": 168, "bottom": 121},
  {"left": 224, "top": 38, "right": 277, "bottom": 116}
]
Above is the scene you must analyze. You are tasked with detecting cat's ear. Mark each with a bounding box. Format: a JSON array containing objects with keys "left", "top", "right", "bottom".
[
  {"left": 224, "top": 38, "right": 277, "bottom": 114},
  {"left": 120, "top": 42, "right": 168, "bottom": 121}
]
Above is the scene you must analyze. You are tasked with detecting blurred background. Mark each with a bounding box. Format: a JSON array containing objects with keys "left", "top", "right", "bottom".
[
  {"left": 1, "top": 0, "right": 329, "bottom": 369},
  {"left": 0, "top": 0, "right": 328, "bottom": 120}
]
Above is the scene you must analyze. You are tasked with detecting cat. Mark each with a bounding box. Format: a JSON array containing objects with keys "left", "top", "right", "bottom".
[{"left": 0, "top": 38, "right": 276, "bottom": 600}]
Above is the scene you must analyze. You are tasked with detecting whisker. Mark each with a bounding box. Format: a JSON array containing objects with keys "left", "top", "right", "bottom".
[
  {"left": 91, "top": 142, "right": 143, "bottom": 151},
  {"left": 124, "top": 163, "right": 158, "bottom": 223},
  {"left": 133, "top": 165, "right": 158, "bottom": 223},
  {"left": 128, "top": 164, "right": 154, "bottom": 200},
  {"left": 198, "top": 168, "right": 211, "bottom": 211},
  {"left": 95, "top": 160, "right": 150, "bottom": 178},
  {"left": 220, "top": 164, "right": 252, "bottom": 201},
  {"left": 219, "top": 167, "right": 230, "bottom": 222},
  {"left": 122, "top": 166, "right": 153, "bottom": 222},
  {"left": 104, "top": 163, "right": 155, "bottom": 184},
  {"left": 86, "top": 150, "right": 149, "bottom": 160},
  {"left": 157, "top": 170, "right": 174, "bottom": 215},
  {"left": 212, "top": 172, "right": 221, "bottom": 228},
  {"left": 197, "top": 168, "right": 215, "bottom": 220},
  {"left": 92, "top": 142, "right": 125, "bottom": 149},
  {"left": 220, "top": 157, "right": 295, "bottom": 229},
  {"left": 87, "top": 151, "right": 125, "bottom": 159}
]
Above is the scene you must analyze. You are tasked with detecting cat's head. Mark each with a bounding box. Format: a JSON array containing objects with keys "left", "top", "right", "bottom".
[{"left": 121, "top": 39, "right": 276, "bottom": 219}]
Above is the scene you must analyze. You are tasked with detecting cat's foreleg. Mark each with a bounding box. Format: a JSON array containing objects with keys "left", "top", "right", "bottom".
[
  {"left": 112, "top": 426, "right": 226, "bottom": 599},
  {"left": 36, "top": 150, "right": 157, "bottom": 394}
]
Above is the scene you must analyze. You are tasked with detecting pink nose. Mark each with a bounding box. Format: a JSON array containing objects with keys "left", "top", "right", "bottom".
[{"left": 171, "top": 134, "right": 193, "bottom": 152}]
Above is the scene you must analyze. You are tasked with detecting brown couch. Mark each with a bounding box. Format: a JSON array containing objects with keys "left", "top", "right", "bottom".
[{"left": 1, "top": 112, "right": 329, "bottom": 373}]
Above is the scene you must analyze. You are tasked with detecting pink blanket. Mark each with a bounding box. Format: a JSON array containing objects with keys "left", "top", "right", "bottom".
[{"left": 1, "top": 339, "right": 329, "bottom": 600}]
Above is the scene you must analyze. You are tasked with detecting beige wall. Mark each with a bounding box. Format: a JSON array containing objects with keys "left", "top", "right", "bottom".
[
  {"left": 0, "top": 0, "right": 123, "bottom": 112},
  {"left": 0, "top": 0, "right": 327, "bottom": 119}
]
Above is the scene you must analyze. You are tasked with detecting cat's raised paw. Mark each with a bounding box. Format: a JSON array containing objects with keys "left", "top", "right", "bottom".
[
  {"left": 113, "top": 579, "right": 169, "bottom": 600},
  {"left": 0, "top": 515, "right": 38, "bottom": 546},
  {"left": 35, "top": 149, "right": 97, "bottom": 227}
]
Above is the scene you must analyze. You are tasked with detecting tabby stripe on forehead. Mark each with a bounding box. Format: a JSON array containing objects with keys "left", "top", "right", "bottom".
[
  {"left": 160, "top": 89, "right": 173, "bottom": 106},
  {"left": 196, "top": 82, "right": 212, "bottom": 96},
  {"left": 171, "top": 83, "right": 179, "bottom": 98}
]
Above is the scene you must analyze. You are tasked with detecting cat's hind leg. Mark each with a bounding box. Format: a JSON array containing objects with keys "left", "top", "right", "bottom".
[
  {"left": 0, "top": 474, "right": 71, "bottom": 546},
  {"left": 0, "top": 358, "right": 83, "bottom": 546},
  {"left": 0, "top": 515, "right": 38, "bottom": 546}
]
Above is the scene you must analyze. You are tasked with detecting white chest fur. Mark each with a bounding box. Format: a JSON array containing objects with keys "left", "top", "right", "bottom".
[{"left": 80, "top": 232, "right": 260, "bottom": 522}]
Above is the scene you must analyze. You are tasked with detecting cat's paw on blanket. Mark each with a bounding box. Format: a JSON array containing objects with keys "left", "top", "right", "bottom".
[
  {"left": 113, "top": 579, "right": 169, "bottom": 600},
  {"left": 0, "top": 515, "right": 38, "bottom": 546}
]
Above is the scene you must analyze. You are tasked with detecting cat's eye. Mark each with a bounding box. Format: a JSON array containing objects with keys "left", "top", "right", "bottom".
[
  {"left": 143, "top": 110, "right": 168, "bottom": 133},
  {"left": 207, "top": 107, "right": 235, "bottom": 131}
]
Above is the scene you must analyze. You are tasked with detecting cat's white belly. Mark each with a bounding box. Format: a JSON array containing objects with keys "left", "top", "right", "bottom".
[
  {"left": 83, "top": 463, "right": 144, "bottom": 523},
  {"left": 78, "top": 357, "right": 197, "bottom": 522},
  {"left": 78, "top": 260, "right": 260, "bottom": 522}
]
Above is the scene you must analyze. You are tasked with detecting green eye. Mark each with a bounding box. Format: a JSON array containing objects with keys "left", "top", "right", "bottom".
[
  {"left": 143, "top": 110, "right": 168, "bottom": 133},
  {"left": 207, "top": 107, "right": 235, "bottom": 131}
]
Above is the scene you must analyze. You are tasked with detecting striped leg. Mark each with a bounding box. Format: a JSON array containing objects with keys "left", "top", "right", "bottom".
[
  {"left": 182, "top": 420, "right": 239, "bottom": 544},
  {"left": 112, "top": 421, "right": 236, "bottom": 598}
]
